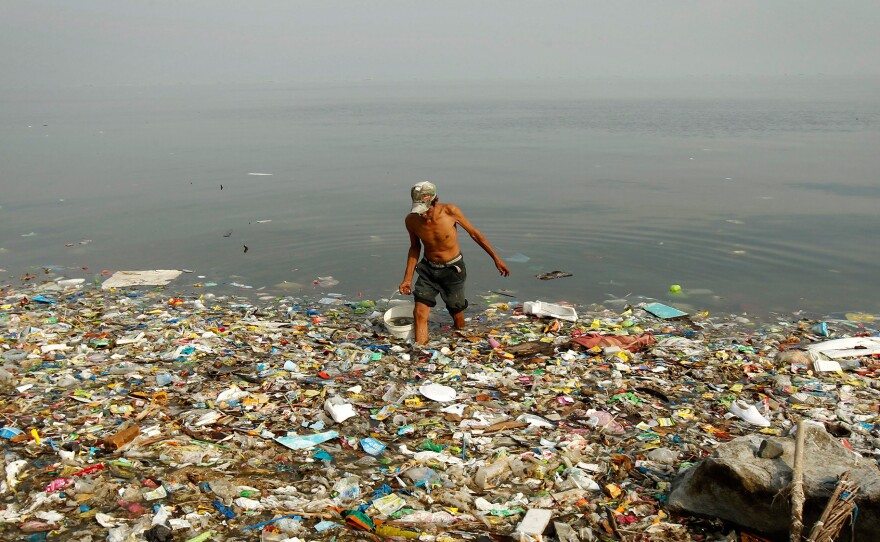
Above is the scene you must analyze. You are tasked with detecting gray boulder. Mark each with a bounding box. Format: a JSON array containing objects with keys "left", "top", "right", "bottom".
[{"left": 668, "top": 423, "right": 879, "bottom": 540}]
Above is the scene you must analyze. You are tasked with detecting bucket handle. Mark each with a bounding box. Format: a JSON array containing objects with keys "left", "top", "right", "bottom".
[{"left": 385, "top": 288, "right": 405, "bottom": 311}]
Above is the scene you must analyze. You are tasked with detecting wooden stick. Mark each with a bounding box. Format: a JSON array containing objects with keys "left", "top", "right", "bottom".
[
  {"left": 806, "top": 472, "right": 859, "bottom": 542},
  {"left": 790, "top": 420, "right": 807, "bottom": 542},
  {"left": 806, "top": 472, "right": 844, "bottom": 542},
  {"left": 607, "top": 508, "right": 627, "bottom": 542}
]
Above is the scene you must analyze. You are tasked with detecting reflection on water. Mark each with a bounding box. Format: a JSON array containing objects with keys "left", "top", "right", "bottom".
[{"left": 1, "top": 78, "right": 878, "bottom": 318}]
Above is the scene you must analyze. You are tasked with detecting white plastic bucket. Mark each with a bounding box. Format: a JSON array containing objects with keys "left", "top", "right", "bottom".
[{"left": 383, "top": 302, "right": 415, "bottom": 340}]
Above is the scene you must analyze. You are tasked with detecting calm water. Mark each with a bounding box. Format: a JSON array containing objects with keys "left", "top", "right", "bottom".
[{"left": 1, "top": 77, "right": 878, "bottom": 318}]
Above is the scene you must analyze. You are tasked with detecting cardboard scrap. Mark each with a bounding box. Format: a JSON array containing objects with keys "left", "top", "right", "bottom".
[{"left": 482, "top": 420, "right": 530, "bottom": 433}]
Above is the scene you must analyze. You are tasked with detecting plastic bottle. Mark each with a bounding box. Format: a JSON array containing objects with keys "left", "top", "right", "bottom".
[
  {"left": 474, "top": 455, "right": 511, "bottom": 490},
  {"left": 331, "top": 476, "right": 360, "bottom": 502},
  {"left": 404, "top": 466, "right": 442, "bottom": 487},
  {"left": 646, "top": 447, "right": 678, "bottom": 465},
  {"left": 109, "top": 362, "right": 140, "bottom": 375}
]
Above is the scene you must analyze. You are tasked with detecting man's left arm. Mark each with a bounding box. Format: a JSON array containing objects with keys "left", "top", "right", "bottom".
[{"left": 451, "top": 205, "right": 510, "bottom": 277}]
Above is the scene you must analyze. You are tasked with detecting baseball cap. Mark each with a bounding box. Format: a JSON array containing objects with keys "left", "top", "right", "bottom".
[{"left": 410, "top": 181, "right": 437, "bottom": 215}]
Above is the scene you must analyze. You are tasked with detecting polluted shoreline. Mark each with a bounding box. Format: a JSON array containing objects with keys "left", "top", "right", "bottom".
[{"left": 1, "top": 269, "right": 879, "bottom": 542}]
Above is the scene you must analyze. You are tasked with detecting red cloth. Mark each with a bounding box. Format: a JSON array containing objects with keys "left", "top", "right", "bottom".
[{"left": 569, "top": 332, "right": 656, "bottom": 353}]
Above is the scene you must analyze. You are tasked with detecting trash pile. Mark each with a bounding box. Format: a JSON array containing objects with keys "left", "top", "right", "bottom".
[{"left": 1, "top": 273, "right": 878, "bottom": 542}]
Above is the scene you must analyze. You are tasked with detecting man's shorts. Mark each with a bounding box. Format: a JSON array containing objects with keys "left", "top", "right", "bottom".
[{"left": 413, "top": 254, "right": 468, "bottom": 315}]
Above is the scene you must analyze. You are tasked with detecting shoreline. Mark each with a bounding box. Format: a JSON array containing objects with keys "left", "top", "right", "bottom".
[{"left": 1, "top": 273, "right": 878, "bottom": 540}]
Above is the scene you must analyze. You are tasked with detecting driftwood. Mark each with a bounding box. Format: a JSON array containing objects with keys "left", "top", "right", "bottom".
[{"left": 502, "top": 340, "right": 555, "bottom": 357}]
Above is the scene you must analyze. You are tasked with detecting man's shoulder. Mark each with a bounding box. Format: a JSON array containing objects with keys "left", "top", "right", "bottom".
[{"left": 438, "top": 202, "right": 460, "bottom": 214}]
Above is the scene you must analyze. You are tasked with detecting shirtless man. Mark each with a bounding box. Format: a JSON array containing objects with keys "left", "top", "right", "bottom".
[{"left": 398, "top": 181, "right": 510, "bottom": 344}]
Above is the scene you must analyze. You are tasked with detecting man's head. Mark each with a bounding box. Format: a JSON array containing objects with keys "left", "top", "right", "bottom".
[{"left": 410, "top": 181, "right": 437, "bottom": 215}]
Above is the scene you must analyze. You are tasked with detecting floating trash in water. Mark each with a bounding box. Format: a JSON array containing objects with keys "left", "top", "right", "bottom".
[
  {"left": 314, "top": 275, "right": 339, "bottom": 287},
  {"left": 535, "top": 270, "right": 572, "bottom": 280}
]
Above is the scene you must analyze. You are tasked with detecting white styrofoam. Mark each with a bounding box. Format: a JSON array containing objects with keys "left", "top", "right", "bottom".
[
  {"left": 523, "top": 301, "right": 578, "bottom": 322},
  {"left": 514, "top": 508, "right": 553, "bottom": 537}
]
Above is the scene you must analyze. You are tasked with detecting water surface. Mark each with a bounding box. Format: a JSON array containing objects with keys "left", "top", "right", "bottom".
[{"left": 1, "top": 77, "right": 878, "bottom": 317}]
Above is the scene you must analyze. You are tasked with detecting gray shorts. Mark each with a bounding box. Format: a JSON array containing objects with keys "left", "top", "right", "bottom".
[{"left": 413, "top": 254, "right": 468, "bottom": 315}]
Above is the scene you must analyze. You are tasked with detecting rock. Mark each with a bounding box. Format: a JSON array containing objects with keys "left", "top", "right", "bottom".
[
  {"left": 668, "top": 424, "right": 880, "bottom": 540},
  {"left": 145, "top": 524, "right": 173, "bottom": 542},
  {"left": 756, "top": 439, "right": 783, "bottom": 459}
]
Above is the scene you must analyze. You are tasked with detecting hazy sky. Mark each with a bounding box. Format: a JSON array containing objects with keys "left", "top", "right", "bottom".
[{"left": 1, "top": 1, "right": 878, "bottom": 87}]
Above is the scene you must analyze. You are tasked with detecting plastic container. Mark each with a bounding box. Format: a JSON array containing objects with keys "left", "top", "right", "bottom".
[{"left": 383, "top": 302, "right": 415, "bottom": 340}]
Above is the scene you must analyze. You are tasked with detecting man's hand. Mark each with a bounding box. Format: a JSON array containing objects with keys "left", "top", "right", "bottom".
[
  {"left": 398, "top": 280, "right": 413, "bottom": 295},
  {"left": 495, "top": 260, "right": 510, "bottom": 277}
]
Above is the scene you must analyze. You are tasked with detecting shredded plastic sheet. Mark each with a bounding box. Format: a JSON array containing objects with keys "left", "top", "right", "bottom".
[
  {"left": 569, "top": 332, "right": 657, "bottom": 353},
  {"left": 101, "top": 270, "right": 182, "bottom": 289}
]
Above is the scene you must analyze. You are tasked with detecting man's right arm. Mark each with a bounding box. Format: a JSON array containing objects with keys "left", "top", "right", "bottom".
[{"left": 399, "top": 224, "right": 421, "bottom": 295}]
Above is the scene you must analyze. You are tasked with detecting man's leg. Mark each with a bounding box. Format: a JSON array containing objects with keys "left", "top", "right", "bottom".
[
  {"left": 450, "top": 309, "right": 465, "bottom": 330},
  {"left": 440, "top": 261, "right": 467, "bottom": 331},
  {"left": 411, "top": 262, "right": 440, "bottom": 345},
  {"left": 413, "top": 301, "right": 431, "bottom": 344}
]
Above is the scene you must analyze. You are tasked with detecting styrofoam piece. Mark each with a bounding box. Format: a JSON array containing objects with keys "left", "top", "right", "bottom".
[
  {"left": 806, "top": 337, "right": 880, "bottom": 360},
  {"left": 522, "top": 301, "right": 577, "bottom": 322},
  {"left": 813, "top": 359, "right": 843, "bottom": 372},
  {"left": 514, "top": 508, "right": 553, "bottom": 537},
  {"left": 324, "top": 398, "right": 357, "bottom": 423}
]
